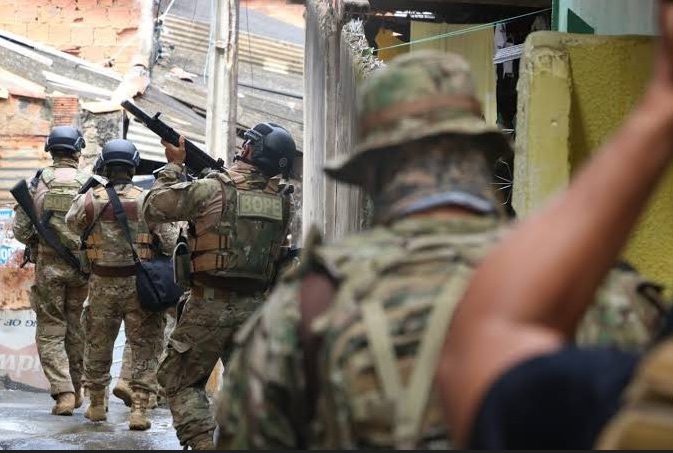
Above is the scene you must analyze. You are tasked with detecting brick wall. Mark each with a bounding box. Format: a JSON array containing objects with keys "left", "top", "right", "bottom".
[
  {"left": 52, "top": 94, "right": 79, "bottom": 126},
  {"left": 0, "top": 0, "right": 143, "bottom": 74}
]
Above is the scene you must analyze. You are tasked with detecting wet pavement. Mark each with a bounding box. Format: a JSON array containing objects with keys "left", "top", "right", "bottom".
[{"left": 0, "top": 389, "right": 181, "bottom": 450}]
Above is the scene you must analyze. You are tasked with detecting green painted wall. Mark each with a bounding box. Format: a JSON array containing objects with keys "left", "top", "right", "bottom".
[
  {"left": 557, "top": 0, "right": 657, "bottom": 35},
  {"left": 514, "top": 32, "right": 673, "bottom": 296}
]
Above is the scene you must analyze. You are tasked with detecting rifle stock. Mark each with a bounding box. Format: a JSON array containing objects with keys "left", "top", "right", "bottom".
[
  {"left": 10, "top": 179, "right": 86, "bottom": 277},
  {"left": 121, "top": 100, "right": 226, "bottom": 176}
]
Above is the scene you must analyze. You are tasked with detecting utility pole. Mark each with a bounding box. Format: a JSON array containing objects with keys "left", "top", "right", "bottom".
[
  {"left": 204, "top": 0, "right": 239, "bottom": 397},
  {"left": 206, "top": 0, "right": 239, "bottom": 162}
]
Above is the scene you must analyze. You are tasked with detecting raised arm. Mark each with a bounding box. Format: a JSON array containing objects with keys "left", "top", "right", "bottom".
[
  {"left": 142, "top": 136, "right": 222, "bottom": 224},
  {"left": 438, "top": 1, "right": 673, "bottom": 446}
]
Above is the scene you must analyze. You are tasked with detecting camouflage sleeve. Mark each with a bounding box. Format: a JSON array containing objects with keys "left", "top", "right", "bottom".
[
  {"left": 576, "top": 265, "right": 666, "bottom": 352},
  {"left": 11, "top": 204, "right": 37, "bottom": 245},
  {"left": 213, "top": 281, "right": 307, "bottom": 449},
  {"left": 142, "top": 163, "right": 222, "bottom": 224},
  {"left": 65, "top": 193, "right": 89, "bottom": 236},
  {"left": 152, "top": 221, "right": 179, "bottom": 256}
]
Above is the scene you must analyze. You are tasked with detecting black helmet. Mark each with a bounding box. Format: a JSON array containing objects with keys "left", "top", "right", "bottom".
[
  {"left": 44, "top": 126, "right": 86, "bottom": 154},
  {"left": 92, "top": 154, "right": 105, "bottom": 175},
  {"left": 243, "top": 123, "right": 296, "bottom": 177},
  {"left": 100, "top": 139, "right": 140, "bottom": 168}
]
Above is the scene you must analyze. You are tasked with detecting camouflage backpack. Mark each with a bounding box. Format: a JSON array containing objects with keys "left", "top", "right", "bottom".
[
  {"left": 576, "top": 263, "right": 666, "bottom": 352},
  {"left": 34, "top": 166, "right": 90, "bottom": 251},
  {"left": 304, "top": 216, "right": 505, "bottom": 449},
  {"left": 299, "top": 222, "right": 665, "bottom": 449}
]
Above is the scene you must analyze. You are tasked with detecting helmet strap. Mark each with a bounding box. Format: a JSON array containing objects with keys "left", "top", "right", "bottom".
[{"left": 233, "top": 154, "right": 255, "bottom": 166}]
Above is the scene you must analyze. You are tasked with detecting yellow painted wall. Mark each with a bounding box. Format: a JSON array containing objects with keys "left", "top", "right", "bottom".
[
  {"left": 410, "top": 22, "right": 497, "bottom": 125},
  {"left": 375, "top": 28, "right": 408, "bottom": 62},
  {"left": 514, "top": 32, "right": 673, "bottom": 295}
]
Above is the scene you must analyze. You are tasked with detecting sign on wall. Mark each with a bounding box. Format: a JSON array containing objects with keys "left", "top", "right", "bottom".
[{"left": 0, "top": 206, "right": 47, "bottom": 390}]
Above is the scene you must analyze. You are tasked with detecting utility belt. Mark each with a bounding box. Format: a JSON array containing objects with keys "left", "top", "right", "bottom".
[
  {"left": 39, "top": 247, "right": 79, "bottom": 262},
  {"left": 91, "top": 264, "right": 136, "bottom": 278},
  {"left": 191, "top": 273, "right": 267, "bottom": 297},
  {"left": 85, "top": 232, "right": 152, "bottom": 261}
]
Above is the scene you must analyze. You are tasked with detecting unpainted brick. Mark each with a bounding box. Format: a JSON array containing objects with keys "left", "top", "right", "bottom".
[{"left": 48, "top": 23, "right": 74, "bottom": 46}]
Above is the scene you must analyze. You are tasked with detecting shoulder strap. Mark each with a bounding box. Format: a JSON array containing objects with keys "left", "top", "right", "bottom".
[
  {"left": 295, "top": 226, "right": 337, "bottom": 447},
  {"left": 40, "top": 167, "right": 56, "bottom": 186},
  {"left": 105, "top": 186, "right": 141, "bottom": 264},
  {"left": 80, "top": 198, "right": 111, "bottom": 246},
  {"left": 30, "top": 169, "right": 43, "bottom": 189},
  {"left": 74, "top": 172, "right": 91, "bottom": 187},
  {"left": 361, "top": 264, "right": 471, "bottom": 449}
]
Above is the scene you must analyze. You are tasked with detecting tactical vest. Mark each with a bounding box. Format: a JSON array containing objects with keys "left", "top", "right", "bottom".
[
  {"left": 189, "top": 170, "right": 291, "bottom": 287},
  {"left": 306, "top": 217, "right": 505, "bottom": 449},
  {"left": 594, "top": 337, "right": 673, "bottom": 449},
  {"left": 33, "top": 166, "right": 90, "bottom": 252},
  {"left": 83, "top": 184, "right": 152, "bottom": 266}
]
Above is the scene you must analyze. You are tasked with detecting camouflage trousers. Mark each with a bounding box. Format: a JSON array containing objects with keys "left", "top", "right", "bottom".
[
  {"left": 81, "top": 274, "right": 164, "bottom": 394},
  {"left": 30, "top": 254, "right": 88, "bottom": 397},
  {"left": 119, "top": 310, "right": 175, "bottom": 390},
  {"left": 157, "top": 284, "right": 262, "bottom": 447}
]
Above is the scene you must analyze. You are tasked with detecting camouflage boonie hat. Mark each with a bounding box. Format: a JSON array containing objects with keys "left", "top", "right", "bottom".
[{"left": 325, "top": 50, "right": 513, "bottom": 186}]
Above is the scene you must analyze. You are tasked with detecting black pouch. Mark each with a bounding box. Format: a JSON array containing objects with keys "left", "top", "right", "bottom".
[{"left": 106, "top": 186, "right": 184, "bottom": 312}]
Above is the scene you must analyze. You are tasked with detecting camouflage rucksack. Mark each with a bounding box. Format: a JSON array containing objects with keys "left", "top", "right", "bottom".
[
  {"left": 34, "top": 166, "right": 90, "bottom": 251},
  {"left": 299, "top": 221, "right": 665, "bottom": 449},
  {"left": 305, "top": 216, "right": 505, "bottom": 449},
  {"left": 576, "top": 263, "right": 666, "bottom": 352}
]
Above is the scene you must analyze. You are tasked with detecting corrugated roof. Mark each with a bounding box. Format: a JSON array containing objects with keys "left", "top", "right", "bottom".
[
  {"left": 160, "top": 14, "right": 304, "bottom": 76},
  {"left": 154, "top": 13, "right": 304, "bottom": 151},
  {"left": 494, "top": 43, "right": 524, "bottom": 64},
  {"left": 0, "top": 26, "right": 208, "bottom": 203}
]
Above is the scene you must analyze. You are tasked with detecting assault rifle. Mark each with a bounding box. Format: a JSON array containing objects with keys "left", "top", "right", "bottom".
[
  {"left": 121, "top": 100, "right": 226, "bottom": 176},
  {"left": 10, "top": 179, "right": 87, "bottom": 277}
]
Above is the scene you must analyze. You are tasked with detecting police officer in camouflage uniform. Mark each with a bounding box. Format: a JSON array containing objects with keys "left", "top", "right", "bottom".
[
  {"left": 113, "top": 308, "right": 176, "bottom": 409},
  {"left": 142, "top": 123, "right": 297, "bottom": 450},
  {"left": 65, "top": 139, "right": 178, "bottom": 431},
  {"left": 212, "top": 50, "right": 666, "bottom": 449},
  {"left": 12, "top": 126, "right": 90, "bottom": 416}
]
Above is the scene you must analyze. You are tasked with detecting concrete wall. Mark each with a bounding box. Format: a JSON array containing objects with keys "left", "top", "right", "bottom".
[
  {"left": 514, "top": 32, "right": 673, "bottom": 295},
  {"left": 557, "top": 0, "right": 658, "bottom": 35},
  {"left": 0, "top": 0, "right": 147, "bottom": 73},
  {"left": 302, "top": 1, "right": 376, "bottom": 242}
]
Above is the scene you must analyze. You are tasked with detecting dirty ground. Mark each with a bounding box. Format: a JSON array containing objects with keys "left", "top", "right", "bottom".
[{"left": 0, "top": 386, "right": 181, "bottom": 450}]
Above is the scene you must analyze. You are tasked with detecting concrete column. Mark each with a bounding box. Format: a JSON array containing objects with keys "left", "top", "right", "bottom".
[
  {"left": 514, "top": 32, "right": 673, "bottom": 295},
  {"left": 206, "top": 0, "right": 239, "bottom": 162}
]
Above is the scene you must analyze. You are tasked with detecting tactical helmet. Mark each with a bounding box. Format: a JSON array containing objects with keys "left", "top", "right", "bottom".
[
  {"left": 100, "top": 139, "right": 140, "bottom": 168},
  {"left": 44, "top": 126, "right": 86, "bottom": 154},
  {"left": 324, "top": 50, "right": 513, "bottom": 186},
  {"left": 242, "top": 123, "right": 296, "bottom": 177}
]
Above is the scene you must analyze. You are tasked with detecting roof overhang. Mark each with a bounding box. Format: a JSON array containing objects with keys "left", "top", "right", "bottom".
[
  {"left": 293, "top": 0, "right": 551, "bottom": 11},
  {"left": 368, "top": 0, "right": 551, "bottom": 9}
]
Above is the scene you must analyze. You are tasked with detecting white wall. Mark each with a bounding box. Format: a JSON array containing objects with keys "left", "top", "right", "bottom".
[{"left": 558, "top": 0, "right": 658, "bottom": 35}]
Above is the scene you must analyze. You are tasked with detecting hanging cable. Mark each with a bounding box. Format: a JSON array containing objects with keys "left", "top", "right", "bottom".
[
  {"left": 376, "top": 8, "right": 552, "bottom": 53},
  {"left": 203, "top": 0, "right": 216, "bottom": 84},
  {"left": 244, "top": 0, "right": 255, "bottom": 89},
  {"left": 158, "top": 0, "right": 178, "bottom": 22}
]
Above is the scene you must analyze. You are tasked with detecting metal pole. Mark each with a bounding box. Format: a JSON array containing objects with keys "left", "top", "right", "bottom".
[{"left": 206, "top": 0, "right": 239, "bottom": 161}]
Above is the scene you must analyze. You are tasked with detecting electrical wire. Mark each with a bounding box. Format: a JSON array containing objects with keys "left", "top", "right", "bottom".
[
  {"left": 203, "top": 0, "right": 215, "bottom": 84},
  {"left": 244, "top": 0, "right": 255, "bottom": 89},
  {"left": 376, "top": 8, "right": 552, "bottom": 52}
]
